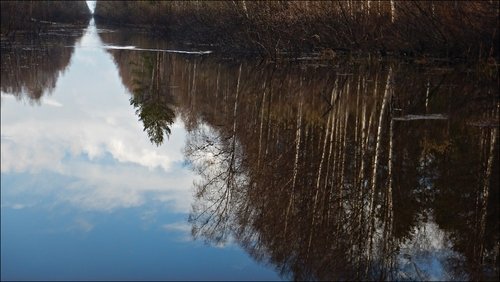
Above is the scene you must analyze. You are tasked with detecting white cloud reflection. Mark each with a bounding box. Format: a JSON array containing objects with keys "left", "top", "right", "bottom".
[
  {"left": 162, "top": 222, "right": 191, "bottom": 233},
  {"left": 1, "top": 22, "right": 197, "bottom": 213},
  {"left": 162, "top": 222, "right": 194, "bottom": 242},
  {"left": 42, "top": 98, "right": 63, "bottom": 107},
  {"left": 86, "top": 1, "right": 96, "bottom": 14},
  {"left": 73, "top": 218, "right": 94, "bottom": 232},
  {"left": 396, "top": 220, "right": 465, "bottom": 281}
]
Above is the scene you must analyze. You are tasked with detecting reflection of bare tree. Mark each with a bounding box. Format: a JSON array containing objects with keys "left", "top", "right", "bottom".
[{"left": 185, "top": 64, "right": 246, "bottom": 244}]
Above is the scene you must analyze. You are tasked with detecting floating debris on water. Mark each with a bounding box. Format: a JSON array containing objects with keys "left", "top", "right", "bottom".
[
  {"left": 393, "top": 114, "right": 448, "bottom": 121},
  {"left": 101, "top": 45, "right": 212, "bottom": 54},
  {"left": 467, "top": 120, "right": 499, "bottom": 127}
]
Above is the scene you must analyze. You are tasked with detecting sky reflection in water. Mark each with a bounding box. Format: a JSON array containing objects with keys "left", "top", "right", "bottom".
[
  {"left": 1, "top": 17, "right": 499, "bottom": 281},
  {"left": 1, "top": 21, "right": 281, "bottom": 281}
]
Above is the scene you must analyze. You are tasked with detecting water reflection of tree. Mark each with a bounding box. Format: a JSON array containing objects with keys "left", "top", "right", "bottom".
[
  {"left": 98, "top": 27, "right": 499, "bottom": 279},
  {"left": 0, "top": 30, "right": 84, "bottom": 103},
  {"left": 98, "top": 31, "right": 177, "bottom": 146},
  {"left": 178, "top": 58, "right": 498, "bottom": 281},
  {"left": 129, "top": 52, "right": 175, "bottom": 146}
]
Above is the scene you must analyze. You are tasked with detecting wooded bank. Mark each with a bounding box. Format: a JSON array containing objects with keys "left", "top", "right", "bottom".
[
  {"left": 1, "top": 1, "right": 91, "bottom": 35},
  {"left": 94, "top": 1, "right": 499, "bottom": 61}
]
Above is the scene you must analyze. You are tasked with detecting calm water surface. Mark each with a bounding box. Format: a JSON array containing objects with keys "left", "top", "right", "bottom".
[{"left": 1, "top": 20, "right": 499, "bottom": 281}]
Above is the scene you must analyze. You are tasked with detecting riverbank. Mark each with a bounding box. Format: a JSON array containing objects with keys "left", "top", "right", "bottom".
[{"left": 94, "top": 1, "right": 499, "bottom": 62}]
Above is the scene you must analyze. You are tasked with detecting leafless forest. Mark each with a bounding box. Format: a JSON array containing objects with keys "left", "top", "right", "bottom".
[{"left": 95, "top": 1, "right": 499, "bottom": 60}]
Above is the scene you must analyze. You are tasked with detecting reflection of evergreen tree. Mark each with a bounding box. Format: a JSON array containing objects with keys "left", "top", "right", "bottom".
[{"left": 130, "top": 52, "right": 175, "bottom": 146}]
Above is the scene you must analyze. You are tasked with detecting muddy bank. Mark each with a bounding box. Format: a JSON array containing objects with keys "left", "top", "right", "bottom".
[
  {"left": 94, "top": 1, "right": 499, "bottom": 61},
  {"left": 1, "top": 1, "right": 91, "bottom": 36}
]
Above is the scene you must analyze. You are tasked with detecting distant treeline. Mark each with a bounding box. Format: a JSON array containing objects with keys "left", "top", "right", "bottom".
[
  {"left": 1, "top": 1, "right": 90, "bottom": 35},
  {"left": 93, "top": 1, "right": 499, "bottom": 60}
]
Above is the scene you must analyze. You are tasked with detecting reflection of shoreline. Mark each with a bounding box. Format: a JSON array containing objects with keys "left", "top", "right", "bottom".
[
  {"left": 0, "top": 25, "right": 87, "bottom": 103},
  {"left": 0, "top": 1, "right": 91, "bottom": 34}
]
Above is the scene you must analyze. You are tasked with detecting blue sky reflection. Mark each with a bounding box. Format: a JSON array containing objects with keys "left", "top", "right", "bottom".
[{"left": 0, "top": 21, "right": 281, "bottom": 281}]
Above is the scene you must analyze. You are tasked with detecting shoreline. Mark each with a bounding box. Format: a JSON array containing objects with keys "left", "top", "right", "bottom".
[{"left": 94, "top": 1, "right": 499, "bottom": 63}]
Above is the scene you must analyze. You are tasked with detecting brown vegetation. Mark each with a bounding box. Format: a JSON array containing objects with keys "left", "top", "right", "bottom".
[
  {"left": 1, "top": 29, "right": 85, "bottom": 103},
  {"left": 94, "top": 1, "right": 499, "bottom": 61},
  {"left": 1, "top": 1, "right": 91, "bottom": 36}
]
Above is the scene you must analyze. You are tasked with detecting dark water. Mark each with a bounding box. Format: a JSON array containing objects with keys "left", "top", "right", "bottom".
[{"left": 1, "top": 20, "right": 499, "bottom": 281}]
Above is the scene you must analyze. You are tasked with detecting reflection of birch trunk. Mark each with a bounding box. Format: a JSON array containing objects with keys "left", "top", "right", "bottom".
[
  {"left": 358, "top": 101, "right": 367, "bottom": 209},
  {"left": 382, "top": 117, "right": 395, "bottom": 279},
  {"left": 190, "top": 61, "right": 197, "bottom": 111},
  {"left": 390, "top": 0, "right": 396, "bottom": 23},
  {"left": 352, "top": 75, "right": 363, "bottom": 236},
  {"left": 478, "top": 127, "right": 497, "bottom": 264},
  {"left": 362, "top": 78, "right": 378, "bottom": 273},
  {"left": 425, "top": 79, "right": 430, "bottom": 111},
  {"left": 149, "top": 57, "right": 156, "bottom": 96},
  {"left": 257, "top": 79, "right": 267, "bottom": 168},
  {"left": 339, "top": 95, "right": 350, "bottom": 212},
  {"left": 354, "top": 76, "right": 362, "bottom": 182},
  {"left": 232, "top": 64, "right": 242, "bottom": 146},
  {"left": 356, "top": 93, "right": 368, "bottom": 269},
  {"left": 265, "top": 78, "right": 274, "bottom": 156},
  {"left": 325, "top": 105, "right": 337, "bottom": 224},
  {"left": 324, "top": 80, "right": 339, "bottom": 213},
  {"left": 284, "top": 79, "right": 303, "bottom": 236},
  {"left": 307, "top": 82, "right": 336, "bottom": 254},
  {"left": 215, "top": 63, "right": 220, "bottom": 109},
  {"left": 241, "top": 0, "right": 249, "bottom": 18},
  {"left": 367, "top": 67, "right": 392, "bottom": 265}
]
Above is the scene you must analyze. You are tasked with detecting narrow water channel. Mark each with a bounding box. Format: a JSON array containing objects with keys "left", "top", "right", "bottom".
[{"left": 1, "top": 19, "right": 498, "bottom": 281}]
